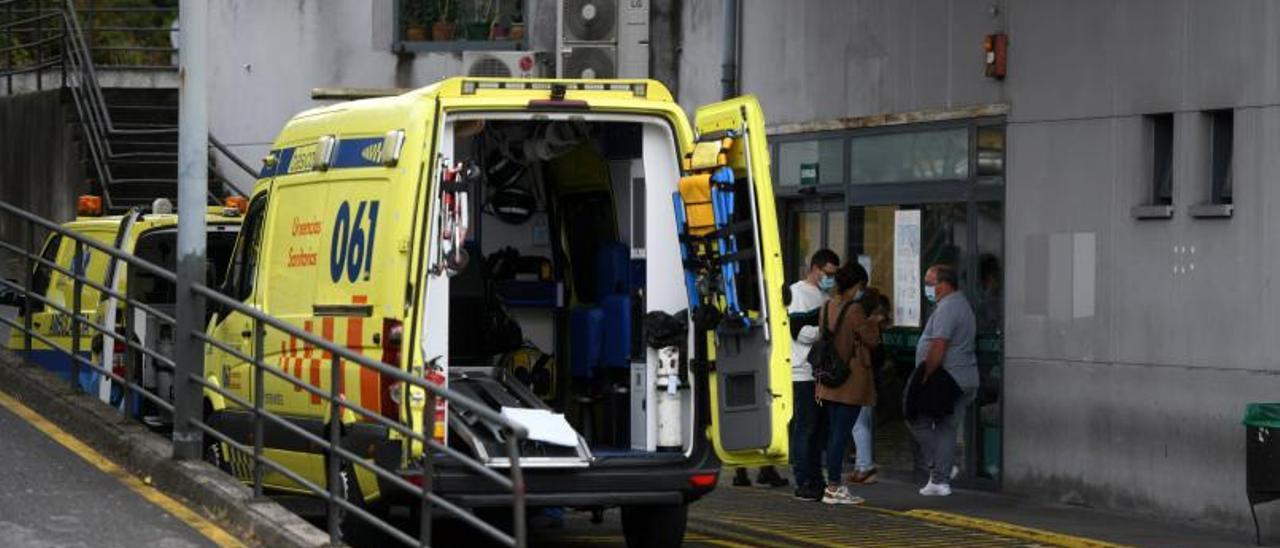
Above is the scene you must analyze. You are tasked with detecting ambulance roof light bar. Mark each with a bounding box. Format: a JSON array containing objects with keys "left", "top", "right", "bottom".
[{"left": 459, "top": 79, "right": 647, "bottom": 98}]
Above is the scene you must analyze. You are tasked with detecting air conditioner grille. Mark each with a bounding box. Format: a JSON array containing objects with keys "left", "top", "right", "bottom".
[{"left": 562, "top": 0, "right": 617, "bottom": 42}]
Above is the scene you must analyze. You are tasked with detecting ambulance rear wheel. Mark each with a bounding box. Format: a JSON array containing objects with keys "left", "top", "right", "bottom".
[{"left": 621, "top": 503, "right": 688, "bottom": 548}]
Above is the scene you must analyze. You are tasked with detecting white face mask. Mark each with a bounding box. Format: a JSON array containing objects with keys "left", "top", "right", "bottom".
[{"left": 924, "top": 284, "right": 938, "bottom": 303}]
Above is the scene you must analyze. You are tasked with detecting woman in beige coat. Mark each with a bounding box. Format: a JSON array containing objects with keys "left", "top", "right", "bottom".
[{"left": 815, "top": 262, "right": 882, "bottom": 504}]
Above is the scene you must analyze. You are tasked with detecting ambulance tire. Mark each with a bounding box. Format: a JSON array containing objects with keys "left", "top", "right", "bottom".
[
  {"left": 621, "top": 503, "right": 688, "bottom": 548},
  {"left": 201, "top": 403, "right": 231, "bottom": 474}
]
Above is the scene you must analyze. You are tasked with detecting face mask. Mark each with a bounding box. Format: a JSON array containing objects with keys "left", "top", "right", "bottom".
[
  {"left": 854, "top": 289, "right": 865, "bottom": 301},
  {"left": 818, "top": 275, "right": 835, "bottom": 292},
  {"left": 924, "top": 284, "right": 938, "bottom": 303}
]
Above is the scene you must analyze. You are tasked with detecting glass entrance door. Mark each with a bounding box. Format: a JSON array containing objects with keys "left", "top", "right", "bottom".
[{"left": 785, "top": 199, "right": 846, "bottom": 283}]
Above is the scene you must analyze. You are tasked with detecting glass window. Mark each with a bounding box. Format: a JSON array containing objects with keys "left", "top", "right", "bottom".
[
  {"left": 398, "top": 0, "right": 526, "bottom": 52},
  {"left": 777, "top": 140, "right": 845, "bottom": 187},
  {"left": 1209, "top": 110, "right": 1233, "bottom": 205},
  {"left": 1148, "top": 113, "right": 1174, "bottom": 206},
  {"left": 792, "top": 211, "right": 822, "bottom": 280},
  {"left": 228, "top": 196, "right": 268, "bottom": 302},
  {"left": 850, "top": 128, "right": 968, "bottom": 183},
  {"left": 29, "top": 234, "right": 62, "bottom": 312},
  {"left": 977, "top": 126, "right": 1005, "bottom": 177}
]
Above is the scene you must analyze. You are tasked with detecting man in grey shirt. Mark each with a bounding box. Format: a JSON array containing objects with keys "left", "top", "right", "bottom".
[{"left": 911, "top": 264, "right": 978, "bottom": 497}]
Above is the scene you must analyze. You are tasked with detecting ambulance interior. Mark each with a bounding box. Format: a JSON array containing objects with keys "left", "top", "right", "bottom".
[
  {"left": 126, "top": 225, "right": 239, "bottom": 419},
  {"left": 436, "top": 114, "right": 701, "bottom": 465}
]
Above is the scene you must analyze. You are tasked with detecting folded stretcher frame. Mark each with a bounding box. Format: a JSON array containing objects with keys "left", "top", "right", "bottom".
[{"left": 673, "top": 131, "right": 758, "bottom": 335}]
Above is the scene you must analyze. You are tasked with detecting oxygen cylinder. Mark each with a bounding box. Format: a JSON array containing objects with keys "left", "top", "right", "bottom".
[{"left": 655, "top": 346, "right": 683, "bottom": 451}]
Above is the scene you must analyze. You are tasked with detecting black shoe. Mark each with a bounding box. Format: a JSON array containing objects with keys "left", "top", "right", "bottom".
[
  {"left": 793, "top": 484, "right": 822, "bottom": 501},
  {"left": 732, "top": 468, "right": 752, "bottom": 487},
  {"left": 755, "top": 466, "right": 789, "bottom": 488}
]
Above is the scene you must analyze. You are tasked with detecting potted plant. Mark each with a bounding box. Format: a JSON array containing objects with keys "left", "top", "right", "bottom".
[
  {"left": 463, "top": 0, "right": 495, "bottom": 41},
  {"left": 403, "top": 0, "right": 429, "bottom": 41},
  {"left": 508, "top": 7, "right": 525, "bottom": 42},
  {"left": 432, "top": 0, "right": 457, "bottom": 41}
]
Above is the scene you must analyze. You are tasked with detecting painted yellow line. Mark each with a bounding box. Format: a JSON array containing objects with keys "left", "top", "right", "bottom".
[
  {"left": 692, "top": 514, "right": 842, "bottom": 548},
  {"left": 0, "top": 390, "right": 245, "bottom": 548},
  {"left": 903, "top": 509, "right": 1131, "bottom": 548}
]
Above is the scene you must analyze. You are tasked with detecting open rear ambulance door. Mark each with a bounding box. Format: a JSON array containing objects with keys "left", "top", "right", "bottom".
[{"left": 691, "top": 95, "right": 791, "bottom": 467}]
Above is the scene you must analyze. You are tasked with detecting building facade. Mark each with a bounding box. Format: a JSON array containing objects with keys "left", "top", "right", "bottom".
[
  {"left": 201, "top": 0, "right": 1275, "bottom": 534},
  {"left": 678, "top": 0, "right": 1279, "bottom": 535}
]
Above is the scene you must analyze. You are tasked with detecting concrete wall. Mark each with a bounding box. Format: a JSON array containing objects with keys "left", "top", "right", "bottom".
[
  {"left": 678, "top": 0, "right": 1279, "bottom": 535},
  {"left": 1003, "top": 0, "right": 1280, "bottom": 534},
  {"left": 677, "top": 0, "right": 1007, "bottom": 123},
  {"left": 0, "top": 90, "right": 83, "bottom": 279},
  {"left": 207, "top": 0, "right": 556, "bottom": 192}
]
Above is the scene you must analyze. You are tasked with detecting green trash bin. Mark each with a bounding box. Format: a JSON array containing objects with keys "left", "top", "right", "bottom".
[{"left": 1244, "top": 403, "right": 1280, "bottom": 544}]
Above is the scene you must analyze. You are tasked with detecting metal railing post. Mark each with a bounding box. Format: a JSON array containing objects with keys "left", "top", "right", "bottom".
[
  {"left": 70, "top": 239, "right": 82, "bottom": 392},
  {"left": 420, "top": 392, "right": 435, "bottom": 547},
  {"left": 172, "top": 0, "right": 208, "bottom": 461},
  {"left": 22, "top": 225, "right": 33, "bottom": 353},
  {"left": 122, "top": 299, "right": 135, "bottom": 419},
  {"left": 505, "top": 433, "right": 526, "bottom": 548},
  {"left": 252, "top": 317, "right": 264, "bottom": 499},
  {"left": 327, "top": 352, "right": 342, "bottom": 540}
]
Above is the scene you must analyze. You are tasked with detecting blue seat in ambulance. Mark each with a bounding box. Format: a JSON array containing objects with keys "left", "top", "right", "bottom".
[{"left": 595, "top": 241, "right": 631, "bottom": 369}]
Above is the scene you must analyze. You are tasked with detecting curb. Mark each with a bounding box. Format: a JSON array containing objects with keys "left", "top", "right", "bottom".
[{"left": 0, "top": 349, "right": 332, "bottom": 548}]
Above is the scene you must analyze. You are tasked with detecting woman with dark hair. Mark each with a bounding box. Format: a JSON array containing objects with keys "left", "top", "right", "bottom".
[{"left": 815, "top": 262, "right": 882, "bottom": 504}]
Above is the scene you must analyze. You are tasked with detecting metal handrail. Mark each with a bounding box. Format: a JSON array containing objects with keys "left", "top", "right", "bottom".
[
  {"left": 0, "top": 0, "right": 253, "bottom": 208},
  {"left": 0, "top": 199, "right": 529, "bottom": 547}
]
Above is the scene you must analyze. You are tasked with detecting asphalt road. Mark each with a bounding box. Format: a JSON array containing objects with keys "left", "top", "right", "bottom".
[{"left": 0, "top": 402, "right": 217, "bottom": 548}]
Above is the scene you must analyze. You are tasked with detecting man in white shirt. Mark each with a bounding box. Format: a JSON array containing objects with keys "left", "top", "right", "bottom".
[{"left": 787, "top": 249, "right": 839, "bottom": 501}]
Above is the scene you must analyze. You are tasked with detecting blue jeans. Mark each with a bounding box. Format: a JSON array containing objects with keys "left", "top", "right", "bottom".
[
  {"left": 823, "top": 402, "right": 862, "bottom": 485},
  {"left": 789, "top": 381, "right": 827, "bottom": 488},
  {"left": 852, "top": 405, "right": 874, "bottom": 472}
]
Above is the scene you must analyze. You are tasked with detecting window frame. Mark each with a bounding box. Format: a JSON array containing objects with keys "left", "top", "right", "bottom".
[
  {"left": 1186, "top": 108, "right": 1237, "bottom": 219},
  {"left": 1132, "top": 113, "right": 1176, "bottom": 219},
  {"left": 226, "top": 194, "right": 269, "bottom": 303},
  {"left": 392, "top": 0, "right": 530, "bottom": 54}
]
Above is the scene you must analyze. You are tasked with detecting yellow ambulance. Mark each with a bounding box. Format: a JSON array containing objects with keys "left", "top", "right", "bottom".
[
  {"left": 202, "top": 78, "right": 790, "bottom": 546},
  {"left": 4, "top": 196, "right": 241, "bottom": 410}
]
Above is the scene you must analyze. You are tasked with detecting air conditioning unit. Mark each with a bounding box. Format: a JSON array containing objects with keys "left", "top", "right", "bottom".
[
  {"left": 557, "top": 0, "right": 649, "bottom": 79},
  {"left": 462, "top": 51, "right": 546, "bottom": 78}
]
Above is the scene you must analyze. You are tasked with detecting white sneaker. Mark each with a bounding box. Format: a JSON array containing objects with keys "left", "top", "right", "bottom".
[
  {"left": 822, "top": 485, "right": 865, "bottom": 505},
  {"left": 919, "top": 481, "right": 952, "bottom": 497}
]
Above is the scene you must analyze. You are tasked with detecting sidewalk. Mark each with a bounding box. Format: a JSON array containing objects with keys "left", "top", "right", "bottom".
[
  {"left": 722, "top": 468, "right": 1249, "bottom": 548},
  {"left": 0, "top": 392, "right": 232, "bottom": 547}
]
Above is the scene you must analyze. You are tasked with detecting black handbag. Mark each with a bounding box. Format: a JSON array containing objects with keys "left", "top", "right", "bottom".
[
  {"left": 904, "top": 363, "right": 962, "bottom": 421},
  {"left": 808, "top": 301, "right": 855, "bottom": 388}
]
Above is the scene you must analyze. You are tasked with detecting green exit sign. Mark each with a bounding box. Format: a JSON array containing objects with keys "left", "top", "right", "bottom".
[{"left": 800, "top": 163, "right": 819, "bottom": 185}]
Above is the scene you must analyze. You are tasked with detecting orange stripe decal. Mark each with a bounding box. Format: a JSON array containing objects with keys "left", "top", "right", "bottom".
[
  {"left": 309, "top": 357, "right": 322, "bottom": 405},
  {"left": 321, "top": 318, "right": 335, "bottom": 359}
]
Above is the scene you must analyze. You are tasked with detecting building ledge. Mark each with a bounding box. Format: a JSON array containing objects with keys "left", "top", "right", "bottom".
[
  {"left": 1189, "top": 203, "right": 1233, "bottom": 218},
  {"left": 765, "top": 104, "right": 1010, "bottom": 136}
]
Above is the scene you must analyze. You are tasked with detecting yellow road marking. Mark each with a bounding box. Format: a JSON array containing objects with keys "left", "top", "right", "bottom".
[
  {"left": 0, "top": 390, "right": 244, "bottom": 548},
  {"left": 903, "top": 509, "right": 1131, "bottom": 548}
]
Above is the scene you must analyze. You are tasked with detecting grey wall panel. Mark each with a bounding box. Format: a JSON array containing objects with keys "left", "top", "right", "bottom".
[
  {"left": 1004, "top": 118, "right": 1113, "bottom": 363},
  {"left": 1112, "top": 0, "right": 1185, "bottom": 115},
  {"left": 1006, "top": 0, "right": 1116, "bottom": 123},
  {"left": 1005, "top": 358, "right": 1280, "bottom": 531}
]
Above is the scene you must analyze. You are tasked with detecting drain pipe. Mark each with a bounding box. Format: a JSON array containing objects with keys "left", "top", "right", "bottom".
[
  {"left": 173, "top": 0, "right": 208, "bottom": 460},
  {"left": 721, "top": 0, "right": 739, "bottom": 99}
]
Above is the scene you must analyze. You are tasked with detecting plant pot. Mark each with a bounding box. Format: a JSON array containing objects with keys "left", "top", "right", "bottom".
[
  {"left": 508, "top": 23, "right": 524, "bottom": 41},
  {"left": 491, "top": 23, "right": 509, "bottom": 40},
  {"left": 432, "top": 20, "right": 456, "bottom": 41},
  {"left": 405, "top": 24, "right": 429, "bottom": 41},
  {"left": 463, "top": 22, "right": 490, "bottom": 40}
]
